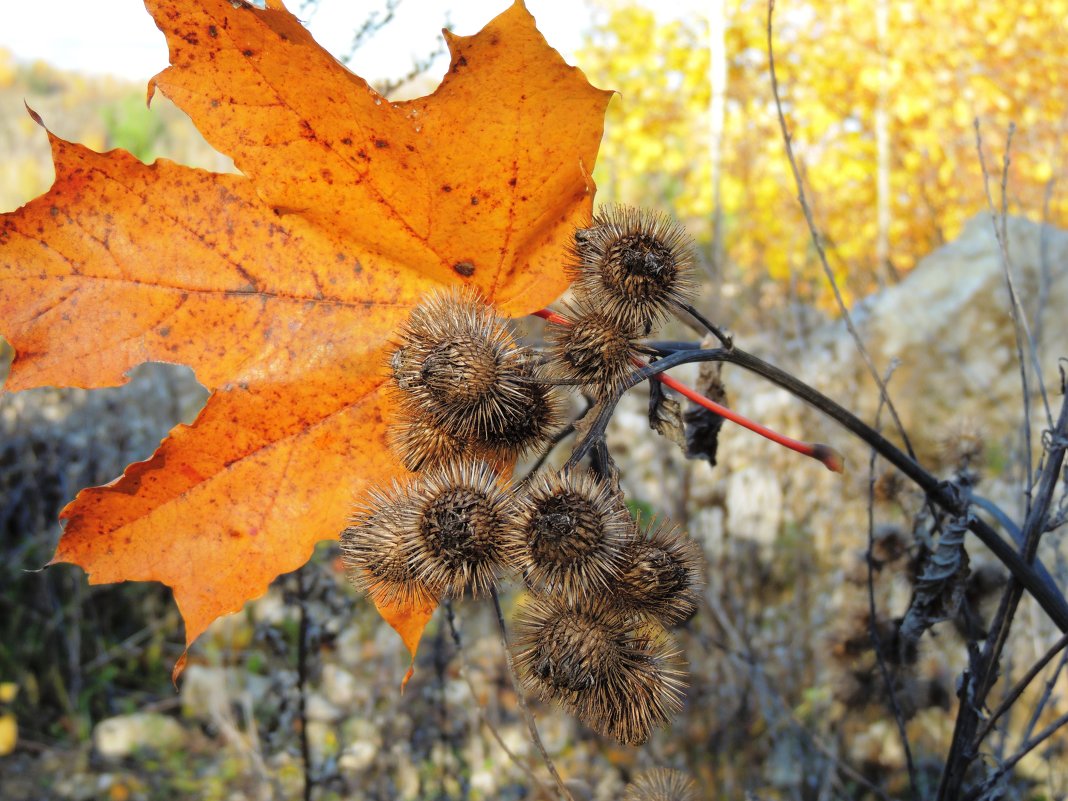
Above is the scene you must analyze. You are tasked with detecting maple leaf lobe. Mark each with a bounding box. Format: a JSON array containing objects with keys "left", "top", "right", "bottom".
[{"left": 2, "top": 0, "right": 611, "bottom": 678}]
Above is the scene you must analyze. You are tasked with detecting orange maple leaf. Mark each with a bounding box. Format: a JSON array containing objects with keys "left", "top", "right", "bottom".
[{"left": 0, "top": 0, "right": 610, "bottom": 679}]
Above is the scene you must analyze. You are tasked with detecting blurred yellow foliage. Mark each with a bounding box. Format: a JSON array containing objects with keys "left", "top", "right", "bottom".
[
  {"left": 582, "top": 0, "right": 1068, "bottom": 309},
  {"left": 0, "top": 682, "right": 17, "bottom": 757}
]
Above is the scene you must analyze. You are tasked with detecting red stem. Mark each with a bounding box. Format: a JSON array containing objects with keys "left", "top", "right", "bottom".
[{"left": 532, "top": 308, "right": 844, "bottom": 473}]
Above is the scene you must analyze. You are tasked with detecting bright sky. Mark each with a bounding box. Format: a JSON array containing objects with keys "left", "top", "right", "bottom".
[{"left": 0, "top": 0, "right": 595, "bottom": 85}]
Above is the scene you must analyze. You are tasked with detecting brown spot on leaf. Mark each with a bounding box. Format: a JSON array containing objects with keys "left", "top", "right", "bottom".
[
  {"left": 452, "top": 261, "right": 475, "bottom": 277},
  {"left": 470, "top": 196, "right": 479, "bottom": 205},
  {"left": 243, "top": 49, "right": 254, "bottom": 57},
  {"left": 208, "top": 25, "right": 218, "bottom": 37},
  {"left": 441, "top": 184, "right": 453, "bottom": 193},
  {"left": 374, "top": 139, "right": 389, "bottom": 149}
]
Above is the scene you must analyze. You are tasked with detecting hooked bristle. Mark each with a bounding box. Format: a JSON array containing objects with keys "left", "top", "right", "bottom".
[
  {"left": 388, "top": 416, "right": 470, "bottom": 473},
  {"left": 481, "top": 373, "right": 566, "bottom": 460},
  {"left": 569, "top": 205, "right": 697, "bottom": 333}
]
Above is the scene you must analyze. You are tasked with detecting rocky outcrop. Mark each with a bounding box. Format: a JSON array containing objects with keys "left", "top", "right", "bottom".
[{"left": 679, "top": 213, "right": 1068, "bottom": 556}]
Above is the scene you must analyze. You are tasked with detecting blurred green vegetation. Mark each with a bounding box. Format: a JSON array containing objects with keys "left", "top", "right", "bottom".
[{"left": 0, "top": 47, "right": 230, "bottom": 215}]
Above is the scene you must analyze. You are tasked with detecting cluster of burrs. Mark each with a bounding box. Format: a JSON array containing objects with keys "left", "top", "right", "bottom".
[
  {"left": 341, "top": 206, "right": 703, "bottom": 746},
  {"left": 548, "top": 205, "right": 697, "bottom": 396}
]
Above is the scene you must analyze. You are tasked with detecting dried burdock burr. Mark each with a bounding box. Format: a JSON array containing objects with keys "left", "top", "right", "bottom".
[
  {"left": 513, "top": 594, "right": 685, "bottom": 745},
  {"left": 403, "top": 459, "right": 513, "bottom": 597},
  {"left": 389, "top": 287, "right": 534, "bottom": 442},
  {"left": 546, "top": 300, "right": 643, "bottom": 396},
  {"left": 622, "top": 769, "right": 699, "bottom": 801},
  {"left": 569, "top": 205, "right": 696, "bottom": 332},
  {"left": 340, "top": 483, "right": 436, "bottom": 610},
  {"left": 506, "top": 469, "right": 634, "bottom": 601},
  {"left": 612, "top": 520, "right": 704, "bottom": 628},
  {"left": 480, "top": 362, "right": 565, "bottom": 461},
  {"left": 387, "top": 415, "right": 469, "bottom": 473}
]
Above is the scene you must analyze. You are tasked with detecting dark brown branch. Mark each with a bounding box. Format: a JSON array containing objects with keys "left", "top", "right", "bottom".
[{"left": 937, "top": 389, "right": 1068, "bottom": 799}]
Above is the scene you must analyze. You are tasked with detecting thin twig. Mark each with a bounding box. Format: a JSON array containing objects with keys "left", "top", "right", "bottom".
[
  {"left": 974, "top": 120, "right": 1054, "bottom": 500},
  {"left": 1019, "top": 637, "right": 1068, "bottom": 747},
  {"left": 964, "top": 711, "right": 1068, "bottom": 800},
  {"left": 766, "top": 0, "right": 917, "bottom": 463},
  {"left": 522, "top": 422, "right": 578, "bottom": 481},
  {"left": 974, "top": 632, "right": 1068, "bottom": 748},
  {"left": 297, "top": 566, "right": 313, "bottom": 801},
  {"left": 866, "top": 369, "right": 918, "bottom": 789},
  {"left": 700, "top": 595, "right": 892, "bottom": 801},
  {"left": 673, "top": 301, "right": 733, "bottom": 349},
  {"left": 443, "top": 602, "right": 555, "bottom": 800},
  {"left": 490, "top": 589, "right": 575, "bottom": 801}
]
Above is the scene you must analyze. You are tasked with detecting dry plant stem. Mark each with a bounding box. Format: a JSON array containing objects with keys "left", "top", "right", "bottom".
[
  {"left": 866, "top": 381, "right": 918, "bottom": 789},
  {"left": 974, "top": 121, "right": 1054, "bottom": 497},
  {"left": 937, "top": 391, "right": 1068, "bottom": 800},
  {"left": 766, "top": 0, "right": 917, "bottom": 463},
  {"left": 1019, "top": 627, "right": 1068, "bottom": 746},
  {"left": 674, "top": 301, "right": 733, "bottom": 349},
  {"left": 973, "top": 631, "right": 1068, "bottom": 747},
  {"left": 443, "top": 601, "right": 555, "bottom": 800},
  {"left": 566, "top": 343, "right": 1068, "bottom": 633},
  {"left": 963, "top": 712, "right": 1068, "bottom": 801},
  {"left": 490, "top": 588, "right": 575, "bottom": 801},
  {"left": 296, "top": 566, "right": 313, "bottom": 801},
  {"left": 533, "top": 308, "right": 843, "bottom": 472}
]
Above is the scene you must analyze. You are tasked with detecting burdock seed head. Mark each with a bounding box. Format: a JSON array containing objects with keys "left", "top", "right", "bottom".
[
  {"left": 569, "top": 205, "right": 696, "bottom": 333},
  {"left": 513, "top": 594, "right": 686, "bottom": 746},
  {"left": 622, "top": 769, "right": 699, "bottom": 801},
  {"left": 613, "top": 520, "right": 704, "bottom": 628},
  {"left": 506, "top": 470, "right": 634, "bottom": 601},
  {"left": 546, "top": 300, "right": 642, "bottom": 397},
  {"left": 513, "top": 595, "right": 634, "bottom": 703},
  {"left": 574, "top": 621, "right": 686, "bottom": 746},
  {"left": 403, "top": 460, "right": 513, "bottom": 598},
  {"left": 389, "top": 287, "right": 534, "bottom": 441},
  {"left": 387, "top": 416, "right": 469, "bottom": 473},
  {"left": 480, "top": 369, "right": 565, "bottom": 460},
  {"left": 340, "top": 483, "right": 436, "bottom": 610}
]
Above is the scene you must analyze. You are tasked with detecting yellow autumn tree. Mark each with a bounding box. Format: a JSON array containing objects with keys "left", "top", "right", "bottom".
[{"left": 582, "top": 0, "right": 1068, "bottom": 310}]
